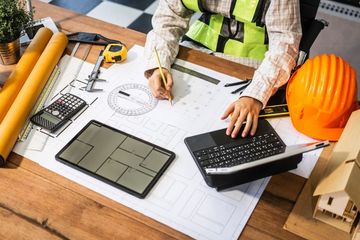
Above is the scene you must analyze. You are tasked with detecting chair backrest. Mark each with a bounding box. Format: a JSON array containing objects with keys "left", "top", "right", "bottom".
[
  {"left": 298, "top": 0, "right": 327, "bottom": 62},
  {"left": 300, "top": 0, "right": 321, "bottom": 33}
]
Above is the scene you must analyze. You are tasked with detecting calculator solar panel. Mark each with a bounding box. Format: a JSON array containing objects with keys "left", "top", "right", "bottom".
[
  {"left": 30, "top": 93, "right": 86, "bottom": 132},
  {"left": 56, "top": 120, "right": 175, "bottom": 198}
]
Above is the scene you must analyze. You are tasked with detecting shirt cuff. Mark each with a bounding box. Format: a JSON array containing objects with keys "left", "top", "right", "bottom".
[
  {"left": 240, "top": 75, "right": 274, "bottom": 109},
  {"left": 144, "top": 39, "right": 173, "bottom": 78},
  {"left": 144, "top": 57, "right": 172, "bottom": 79}
]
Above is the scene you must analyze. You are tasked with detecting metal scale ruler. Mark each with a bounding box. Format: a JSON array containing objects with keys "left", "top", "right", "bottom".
[{"left": 172, "top": 63, "right": 220, "bottom": 85}]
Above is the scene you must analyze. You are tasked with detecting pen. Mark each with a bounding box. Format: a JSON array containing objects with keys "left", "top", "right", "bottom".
[
  {"left": 153, "top": 47, "right": 173, "bottom": 105},
  {"left": 224, "top": 79, "right": 251, "bottom": 87},
  {"left": 231, "top": 81, "right": 251, "bottom": 94},
  {"left": 118, "top": 90, "right": 152, "bottom": 108},
  {"left": 119, "top": 90, "right": 130, "bottom": 96}
]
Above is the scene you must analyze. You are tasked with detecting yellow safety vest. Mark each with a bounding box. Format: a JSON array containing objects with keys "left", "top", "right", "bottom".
[{"left": 182, "top": 0, "right": 269, "bottom": 61}]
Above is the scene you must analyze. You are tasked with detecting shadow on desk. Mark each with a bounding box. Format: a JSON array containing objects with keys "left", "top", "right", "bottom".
[{"left": 5, "top": 153, "right": 24, "bottom": 169}]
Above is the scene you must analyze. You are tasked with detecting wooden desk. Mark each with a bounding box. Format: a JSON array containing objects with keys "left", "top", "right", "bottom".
[{"left": 0, "top": 1, "right": 308, "bottom": 239}]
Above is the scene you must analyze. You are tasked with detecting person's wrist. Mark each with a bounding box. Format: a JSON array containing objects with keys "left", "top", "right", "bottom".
[
  {"left": 253, "top": 98, "right": 262, "bottom": 108},
  {"left": 238, "top": 96, "right": 263, "bottom": 109},
  {"left": 144, "top": 68, "right": 158, "bottom": 79}
]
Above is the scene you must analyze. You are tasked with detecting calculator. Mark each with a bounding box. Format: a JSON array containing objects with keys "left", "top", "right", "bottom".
[{"left": 31, "top": 93, "right": 86, "bottom": 132}]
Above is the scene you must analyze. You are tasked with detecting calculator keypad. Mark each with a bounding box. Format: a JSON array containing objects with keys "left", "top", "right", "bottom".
[
  {"left": 31, "top": 93, "right": 86, "bottom": 132},
  {"left": 45, "top": 94, "right": 85, "bottom": 120}
]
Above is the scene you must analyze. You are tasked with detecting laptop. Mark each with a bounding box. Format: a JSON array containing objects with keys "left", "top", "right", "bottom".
[{"left": 184, "top": 119, "right": 328, "bottom": 190}]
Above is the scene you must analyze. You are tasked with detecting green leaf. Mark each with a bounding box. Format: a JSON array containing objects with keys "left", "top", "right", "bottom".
[{"left": 0, "top": 0, "right": 34, "bottom": 43}]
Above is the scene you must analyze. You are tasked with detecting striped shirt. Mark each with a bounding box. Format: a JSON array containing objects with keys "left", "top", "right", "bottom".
[{"left": 144, "top": 0, "right": 302, "bottom": 107}]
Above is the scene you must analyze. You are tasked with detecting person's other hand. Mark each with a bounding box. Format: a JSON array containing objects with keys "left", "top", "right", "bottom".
[
  {"left": 221, "top": 97, "right": 262, "bottom": 138},
  {"left": 148, "top": 68, "right": 173, "bottom": 100}
]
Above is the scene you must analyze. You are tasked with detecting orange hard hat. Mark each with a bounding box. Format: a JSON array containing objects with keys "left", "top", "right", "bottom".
[{"left": 286, "top": 54, "right": 358, "bottom": 141}]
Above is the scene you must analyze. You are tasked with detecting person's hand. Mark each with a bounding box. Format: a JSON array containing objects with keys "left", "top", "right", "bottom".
[
  {"left": 148, "top": 68, "right": 173, "bottom": 100},
  {"left": 221, "top": 97, "right": 263, "bottom": 138}
]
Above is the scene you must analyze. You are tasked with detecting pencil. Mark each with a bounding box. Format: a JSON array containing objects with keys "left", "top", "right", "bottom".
[{"left": 153, "top": 47, "right": 173, "bottom": 105}]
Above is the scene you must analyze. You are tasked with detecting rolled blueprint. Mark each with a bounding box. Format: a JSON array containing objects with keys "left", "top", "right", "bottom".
[
  {"left": 0, "top": 28, "right": 53, "bottom": 122},
  {"left": 0, "top": 32, "right": 68, "bottom": 165}
]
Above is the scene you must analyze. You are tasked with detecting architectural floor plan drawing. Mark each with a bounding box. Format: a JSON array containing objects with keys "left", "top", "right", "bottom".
[{"left": 13, "top": 45, "right": 323, "bottom": 239}]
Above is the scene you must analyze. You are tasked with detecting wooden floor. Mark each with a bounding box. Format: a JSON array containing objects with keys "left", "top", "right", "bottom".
[{"left": 0, "top": 1, "right": 311, "bottom": 239}]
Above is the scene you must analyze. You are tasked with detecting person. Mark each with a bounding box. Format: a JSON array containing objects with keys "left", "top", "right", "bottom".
[{"left": 144, "top": 0, "right": 302, "bottom": 138}]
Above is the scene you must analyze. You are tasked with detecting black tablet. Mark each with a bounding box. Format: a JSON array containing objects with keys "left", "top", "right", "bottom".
[{"left": 55, "top": 120, "right": 175, "bottom": 198}]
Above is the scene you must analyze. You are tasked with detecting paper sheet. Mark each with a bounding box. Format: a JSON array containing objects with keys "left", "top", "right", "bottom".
[{"left": 14, "top": 45, "right": 322, "bottom": 239}]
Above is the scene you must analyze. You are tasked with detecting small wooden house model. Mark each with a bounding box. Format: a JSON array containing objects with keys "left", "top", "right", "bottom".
[
  {"left": 313, "top": 110, "right": 360, "bottom": 235},
  {"left": 353, "top": 223, "right": 360, "bottom": 240}
]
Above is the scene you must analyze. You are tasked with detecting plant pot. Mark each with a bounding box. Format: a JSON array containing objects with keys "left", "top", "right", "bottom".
[{"left": 0, "top": 38, "right": 21, "bottom": 65}]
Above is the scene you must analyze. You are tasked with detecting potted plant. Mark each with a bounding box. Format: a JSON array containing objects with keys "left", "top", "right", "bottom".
[{"left": 0, "top": 0, "right": 33, "bottom": 65}]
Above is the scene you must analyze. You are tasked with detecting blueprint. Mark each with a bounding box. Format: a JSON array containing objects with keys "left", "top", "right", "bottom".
[{"left": 14, "top": 45, "right": 322, "bottom": 239}]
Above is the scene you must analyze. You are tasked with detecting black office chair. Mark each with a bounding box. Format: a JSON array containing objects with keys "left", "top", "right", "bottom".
[
  {"left": 297, "top": 0, "right": 328, "bottom": 65},
  {"left": 267, "top": 0, "right": 328, "bottom": 105}
]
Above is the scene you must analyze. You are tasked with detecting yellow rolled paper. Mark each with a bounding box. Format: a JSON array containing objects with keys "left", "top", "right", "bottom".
[
  {"left": 0, "top": 32, "right": 68, "bottom": 165},
  {"left": 0, "top": 28, "right": 53, "bottom": 122}
]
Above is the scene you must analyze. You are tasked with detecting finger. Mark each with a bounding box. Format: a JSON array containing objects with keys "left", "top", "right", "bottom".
[
  {"left": 166, "top": 90, "right": 173, "bottom": 101},
  {"left": 221, "top": 103, "right": 235, "bottom": 120},
  {"left": 231, "top": 111, "right": 247, "bottom": 138},
  {"left": 154, "top": 76, "right": 169, "bottom": 97},
  {"left": 149, "top": 80, "right": 160, "bottom": 98},
  {"left": 226, "top": 109, "right": 239, "bottom": 135},
  {"left": 242, "top": 113, "right": 253, "bottom": 137},
  {"left": 154, "top": 76, "right": 164, "bottom": 90},
  {"left": 163, "top": 91, "right": 171, "bottom": 100},
  {"left": 148, "top": 76, "right": 160, "bottom": 95},
  {"left": 165, "top": 72, "right": 173, "bottom": 91},
  {"left": 153, "top": 89, "right": 166, "bottom": 99},
  {"left": 250, "top": 115, "right": 258, "bottom": 136},
  {"left": 151, "top": 83, "right": 167, "bottom": 99}
]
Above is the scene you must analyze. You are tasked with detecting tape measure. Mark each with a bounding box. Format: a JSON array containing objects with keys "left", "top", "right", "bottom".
[
  {"left": 259, "top": 104, "right": 289, "bottom": 118},
  {"left": 103, "top": 43, "right": 127, "bottom": 63}
]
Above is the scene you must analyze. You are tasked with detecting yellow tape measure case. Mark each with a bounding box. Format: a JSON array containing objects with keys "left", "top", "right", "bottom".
[{"left": 103, "top": 43, "right": 127, "bottom": 63}]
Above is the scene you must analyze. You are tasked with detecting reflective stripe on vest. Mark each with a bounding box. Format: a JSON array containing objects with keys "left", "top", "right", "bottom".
[
  {"left": 182, "top": 0, "right": 202, "bottom": 12},
  {"left": 186, "top": 15, "right": 224, "bottom": 52},
  {"left": 182, "top": 0, "right": 268, "bottom": 60},
  {"left": 231, "top": 0, "right": 261, "bottom": 23}
]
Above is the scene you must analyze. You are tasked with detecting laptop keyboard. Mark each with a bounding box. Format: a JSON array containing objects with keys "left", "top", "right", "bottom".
[{"left": 194, "top": 132, "right": 286, "bottom": 169}]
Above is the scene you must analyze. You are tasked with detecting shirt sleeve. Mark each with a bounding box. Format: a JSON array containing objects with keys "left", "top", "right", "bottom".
[
  {"left": 144, "top": 0, "right": 193, "bottom": 78},
  {"left": 240, "top": 0, "right": 302, "bottom": 107}
]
